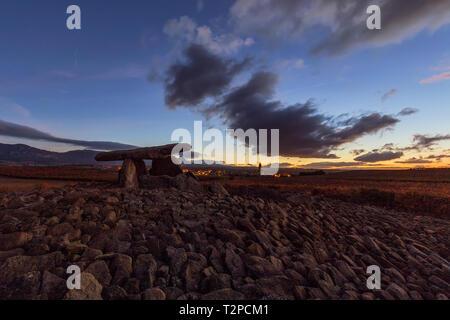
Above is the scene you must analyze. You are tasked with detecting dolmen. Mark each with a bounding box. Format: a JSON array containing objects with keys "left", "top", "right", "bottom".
[{"left": 95, "top": 143, "right": 190, "bottom": 189}]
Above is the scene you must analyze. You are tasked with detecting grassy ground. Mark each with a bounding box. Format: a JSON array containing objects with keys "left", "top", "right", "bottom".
[{"left": 0, "top": 176, "right": 77, "bottom": 193}]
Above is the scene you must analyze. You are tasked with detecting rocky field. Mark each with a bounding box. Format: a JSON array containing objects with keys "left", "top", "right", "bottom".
[{"left": 0, "top": 174, "right": 449, "bottom": 300}]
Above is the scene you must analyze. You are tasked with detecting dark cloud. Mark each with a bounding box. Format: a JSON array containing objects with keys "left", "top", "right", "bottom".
[
  {"left": 372, "top": 143, "right": 396, "bottom": 152},
  {"left": 381, "top": 88, "right": 397, "bottom": 102},
  {"left": 409, "top": 134, "right": 450, "bottom": 150},
  {"left": 354, "top": 151, "right": 404, "bottom": 163},
  {"left": 162, "top": 44, "right": 403, "bottom": 158},
  {"left": 300, "top": 161, "right": 363, "bottom": 169},
  {"left": 395, "top": 158, "right": 433, "bottom": 164},
  {"left": 164, "top": 43, "right": 251, "bottom": 109},
  {"left": 350, "top": 149, "right": 365, "bottom": 156},
  {"left": 262, "top": 162, "right": 293, "bottom": 168},
  {"left": 397, "top": 107, "right": 419, "bottom": 116},
  {"left": 230, "top": 0, "right": 450, "bottom": 55},
  {"left": 212, "top": 72, "right": 400, "bottom": 157},
  {"left": 426, "top": 154, "right": 450, "bottom": 161},
  {"left": 0, "top": 119, "right": 138, "bottom": 151}
]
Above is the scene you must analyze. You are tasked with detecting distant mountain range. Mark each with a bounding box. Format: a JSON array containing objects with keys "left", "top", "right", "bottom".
[{"left": 0, "top": 143, "right": 101, "bottom": 165}]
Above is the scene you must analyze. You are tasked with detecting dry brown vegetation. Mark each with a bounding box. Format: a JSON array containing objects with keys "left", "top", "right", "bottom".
[
  {"left": 0, "top": 166, "right": 117, "bottom": 182},
  {"left": 217, "top": 169, "right": 450, "bottom": 219}
]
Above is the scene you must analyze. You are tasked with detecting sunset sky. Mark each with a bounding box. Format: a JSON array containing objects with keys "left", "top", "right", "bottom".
[{"left": 0, "top": 0, "right": 449, "bottom": 169}]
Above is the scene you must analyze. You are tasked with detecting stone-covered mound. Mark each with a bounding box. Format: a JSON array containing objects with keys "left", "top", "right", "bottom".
[{"left": 0, "top": 175, "right": 448, "bottom": 300}]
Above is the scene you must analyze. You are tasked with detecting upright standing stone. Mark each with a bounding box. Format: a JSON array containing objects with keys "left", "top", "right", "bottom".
[{"left": 119, "top": 159, "right": 139, "bottom": 189}]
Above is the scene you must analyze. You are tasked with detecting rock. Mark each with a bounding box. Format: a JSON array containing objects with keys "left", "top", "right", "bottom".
[
  {"left": 134, "top": 254, "right": 158, "bottom": 287},
  {"left": 115, "top": 220, "right": 132, "bottom": 242},
  {"left": 0, "top": 252, "right": 63, "bottom": 284},
  {"left": 104, "top": 211, "right": 117, "bottom": 227},
  {"left": 0, "top": 248, "right": 25, "bottom": 262},
  {"left": 119, "top": 159, "right": 142, "bottom": 189},
  {"left": 293, "top": 286, "right": 307, "bottom": 300},
  {"left": 201, "top": 273, "right": 231, "bottom": 293},
  {"left": 81, "top": 247, "right": 103, "bottom": 261},
  {"left": 143, "top": 288, "right": 166, "bottom": 300},
  {"left": 208, "top": 182, "right": 229, "bottom": 196},
  {"left": 335, "top": 260, "right": 357, "bottom": 280},
  {"left": 149, "top": 158, "right": 182, "bottom": 177},
  {"left": 428, "top": 275, "right": 449, "bottom": 290},
  {"left": 252, "top": 230, "right": 272, "bottom": 251},
  {"left": 361, "top": 292, "right": 375, "bottom": 300},
  {"left": 244, "top": 256, "right": 282, "bottom": 277},
  {"left": 436, "top": 293, "right": 448, "bottom": 300},
  {"left": 102, "top": 285, "right": 128, "bottom": 300},
  {"left": 164, "top": 287, "right": 184, "bottom": 300},
  {"left": 202, "top": 288, "right": 245, "bottom": 300},
  {"left": 225, "top": 249, "right": 245, "bottom": 278},
  {"left": 111, "top": 254, "right": 133, "bottom": 286},
  {"left": 0, "top": 232, "right": 33, "bottom": 251},
  {"left": 2, "top": 271, "right": 41, "bottom": 299},
  {"left": 256, "top": 276, "right": 293, "bottom": 298},
  {"left": 41, "top": 271, "right": 67, "bottom": 300},
  {"left": 49, "top": 223, "right": 79, "bottom": 241},
  {"left": 409, "top": 291, "right": 423, "bottom": 300},
  {"left": 86, "top": 260, "right": 112, "bottom": 287},
  {"left": 185, "top": 260, "right": 204, "bottom": 292},
  {"left": 247, "top": 242, "right": 265, "bottom": 256},
  {"left": 64, "top": 273, "right": 103, "bottom": 300},
  {"left": 386, "top": 283, "right": 410, "bottom": 300},
  {"left": 166, "top": 247, "right": 187, "bottom": 276},
  {"left": 124, "top": 278, "right": 141, "bottom": 295}
]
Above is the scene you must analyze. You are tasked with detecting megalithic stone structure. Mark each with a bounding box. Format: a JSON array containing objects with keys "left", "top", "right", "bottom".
[{"left": 95, "top": 143, "right": 190, "bottom": 188}]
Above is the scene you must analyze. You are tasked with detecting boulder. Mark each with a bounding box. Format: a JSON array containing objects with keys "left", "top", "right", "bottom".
[{"left": 149, "top": 158, "right": 183, "bottom": 177}]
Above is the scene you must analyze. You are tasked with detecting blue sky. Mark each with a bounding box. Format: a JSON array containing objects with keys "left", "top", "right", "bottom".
[{"left": 0, "top": 0, "right": 449, "bottom": 168}]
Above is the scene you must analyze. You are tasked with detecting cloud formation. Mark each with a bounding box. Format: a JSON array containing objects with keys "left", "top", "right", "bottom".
[
  {"left": 0, "top": 97, "right": 31, "bottom": 118},
  {"left": 161, "top": 44, "right": 403, "bottom": 158},
  {"left": 164, "top": 16, "right": 254, "bottom": 55},
  {"left": 354, "top": 151, "right": 404, "bottom": 163},
  {"left": 426, "top": 154, "right": 450, "bottom": 161},
  {"left": 164, "top": 44, "right": 251, "bottom": 109},
  {"left": 0, "top": 119, "right": 138, "bottom": 151},
  {"left": 381, "top": 88, "right": 397, "bottom": 102},
  {"left": 397, "top": 107, "right": 419, "bottom": 116},
  {"left": 300, "top": 161, "right": 363, "bottom": 169},
  {"left": 230, "top": 0, "right": 450, "bottom": 55},
  {"left": 395, "top": 157, "right": 433, "bottom": 164},
  {"left": 350, "top": 149, "right": 365, "bottom": 156},
  {"left": 409, "top": 134, "right": 450, "bottom": 150},
  {"left": 420, "top": 71, "right": 450, "bottom": 84}
]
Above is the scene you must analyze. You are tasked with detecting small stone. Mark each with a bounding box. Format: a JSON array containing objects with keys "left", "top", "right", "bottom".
[
  {"left": 225, "top": 249, "right": 245, "bottom": 278},
  {"left": 293, "top": 286, "right": 306, "bottom": 300},
  {"left": 86, "top": 260, "right": 112, "bottom": 287},
  {"left": 0, "top": 232, "right": 33, "bottom": 251},
  {"left": 41, "top": 271, "right": 67, "bottom": 300},
  {"left": 64, "top": 273, "right": 103, "bottom": 300},
  {"left": 386, "top": 283, "right": 410, "bottom": 300},
  {"left": 143, "top": 288, "right": 166, "bottom": 300},
  {"left": 202, "top": 288, "right": 245, "bottom": 300}
]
